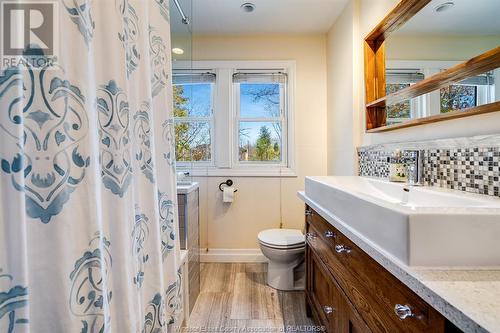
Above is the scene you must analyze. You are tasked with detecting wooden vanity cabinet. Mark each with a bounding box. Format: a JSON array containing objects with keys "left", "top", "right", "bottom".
[
  {"left": 304, "top": 205, "right": 458, "bottom": 333},
  {"left": 307, "top": 244, "right": 370, "bottom": 333},
  {"left": 178, "top": 188, "right": 200, "bottom": 314}
]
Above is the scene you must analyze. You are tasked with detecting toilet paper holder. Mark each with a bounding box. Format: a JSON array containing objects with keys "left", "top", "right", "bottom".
[{"left": 218, "top": 179, "right": 238, "bottom": 192}]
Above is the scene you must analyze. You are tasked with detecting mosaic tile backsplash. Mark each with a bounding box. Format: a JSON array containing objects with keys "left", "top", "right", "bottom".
[{"left": 358, "top": 136, "right": 500, "bottom": 197}]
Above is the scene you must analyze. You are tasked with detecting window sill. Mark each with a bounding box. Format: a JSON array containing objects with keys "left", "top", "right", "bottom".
[{"left": 176, "top": 166, "right": 297, "bottom": 178}]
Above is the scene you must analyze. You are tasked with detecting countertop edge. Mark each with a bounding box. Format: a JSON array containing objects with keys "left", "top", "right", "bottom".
[
  {"left": 298, "top": 191, "right": 488, "bottom": 333},
  {"left": 177, "top": 182, "right": 200, "bottom": 194}
]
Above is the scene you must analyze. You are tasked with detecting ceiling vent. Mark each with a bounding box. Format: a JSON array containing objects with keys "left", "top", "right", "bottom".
[
  {"left": 434, "top": 1, "right": 455, "bottom": 13},
  {"left": 240, "top": 3, "right": 256, "bottom": 13}
]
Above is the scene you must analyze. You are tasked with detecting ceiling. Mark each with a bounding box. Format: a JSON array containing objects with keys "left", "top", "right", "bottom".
[
  {"left": 171, "top": 0, "right": 500, "bottom": 36},
  {"left": 185, "top": 0, "right": 350, "bottom": 35},
  {"left": 396, "top": 0, "right": 500, "bottom": 35}
]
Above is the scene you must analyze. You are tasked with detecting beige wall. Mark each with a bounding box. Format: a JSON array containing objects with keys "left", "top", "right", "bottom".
[
  {"left": 386, "top": 34, "right": 500, "bottom": 61},
  {"left": 327, "top": 1, "right": 356, "bottom": 176},
  {"left": 192, "top": 34, "right": 328, "bottom": 249},
  {"left": 326, "top": 0, "right": 500, "bottom": 175}
]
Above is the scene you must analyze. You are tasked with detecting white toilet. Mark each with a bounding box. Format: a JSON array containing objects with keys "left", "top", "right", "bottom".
[{"left": 258, "top": 228, "right": 305, "bottom": 291}]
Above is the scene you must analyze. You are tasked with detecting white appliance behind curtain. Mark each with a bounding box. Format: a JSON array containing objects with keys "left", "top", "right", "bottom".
[{"left": 0, "top": 0, "right": 181, "bottom": 332}]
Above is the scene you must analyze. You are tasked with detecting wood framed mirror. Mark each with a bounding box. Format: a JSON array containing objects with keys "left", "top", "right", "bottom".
[{"left": 364, "top": 0, "right": 500, "bottom": 132}]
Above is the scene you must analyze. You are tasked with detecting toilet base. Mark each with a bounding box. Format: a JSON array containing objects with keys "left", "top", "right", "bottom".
[{"left": 267, "top": 259, "right": 304, "bottom": 291}]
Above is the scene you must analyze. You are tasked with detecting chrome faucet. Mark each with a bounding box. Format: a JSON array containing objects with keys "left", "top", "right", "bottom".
[{"left": 402, "top": 150, "right": 425, "bottom": 186}]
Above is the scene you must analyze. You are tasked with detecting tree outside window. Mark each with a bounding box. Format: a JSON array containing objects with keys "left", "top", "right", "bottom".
[
  {"left": 173, "top": 83, "right": 212, "bottom": 162},
  {"left": 385, "top": 83, "right": 411, "bottom": 120},
  {"left": 440, "top": 85, "right": 477, "bottom": 113},
  {"left": 238, "top": 82, "right": 284, "bottom": 162}
]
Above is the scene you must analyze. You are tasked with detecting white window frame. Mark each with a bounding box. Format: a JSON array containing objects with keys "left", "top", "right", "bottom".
[
  {"left": 175, "top": 60, "right": 296, "bottom": 177},
  {"left": 173, "top": 70, "right": 216, "bottom": 168},
  {"left": 233, "top": 71, "right": 289, "bottom": 170}
]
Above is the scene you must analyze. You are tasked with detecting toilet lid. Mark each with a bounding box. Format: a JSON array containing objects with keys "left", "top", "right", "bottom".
[{"left": 258, "top": 229, "right": 305, "bottom": 247}]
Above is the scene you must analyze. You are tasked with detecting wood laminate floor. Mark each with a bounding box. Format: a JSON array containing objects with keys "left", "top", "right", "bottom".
[{"left": 182, "top": 263, "right": 322, "bottom": 333}]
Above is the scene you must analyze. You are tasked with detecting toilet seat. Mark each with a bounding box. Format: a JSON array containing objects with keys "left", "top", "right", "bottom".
[
  {"left": 259, "top": 241, "right": 305, "bottom": 250},
  {"left": 258, "top": 229, "right": 305, "bottom": 248}
]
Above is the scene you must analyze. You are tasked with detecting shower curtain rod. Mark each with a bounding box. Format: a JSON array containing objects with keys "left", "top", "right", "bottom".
[{"left": 172, "top": 0, "right": 190, "bottom": 25}]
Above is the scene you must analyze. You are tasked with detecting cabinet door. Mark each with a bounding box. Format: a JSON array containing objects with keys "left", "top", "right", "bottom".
[
  {"left": 343, "top": 301, "right": 371, "bottom": 333},
  {"left": 307, "top": 247, "right": 342, "bottom": 332},
  {"left": 323, "top": 265, "right": 371, "bottom": 333}
]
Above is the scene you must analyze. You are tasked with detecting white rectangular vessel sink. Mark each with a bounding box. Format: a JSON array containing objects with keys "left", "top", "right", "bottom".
[{"left": 304, "top": 176, "right": 500, "bottom": 267}]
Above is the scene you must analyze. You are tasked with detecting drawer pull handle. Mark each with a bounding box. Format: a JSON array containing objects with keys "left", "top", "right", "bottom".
[
  {"left": 394, "top": 304, "right": 415, "bottom": 320},
  {"left": 306, "top": 232, "right": 317, "bottom": 241},
  {"left": 324, "top": 230, "right": 336, "bottom": 238},
  {"left": 305, "top": 209, "right": 314, "bottom": 216},
  {"left": 323, "top": 305, "right": 335, "bottom": 315},
  {"left": 335, "top": 244, "right": 351, "bottom": 254}
]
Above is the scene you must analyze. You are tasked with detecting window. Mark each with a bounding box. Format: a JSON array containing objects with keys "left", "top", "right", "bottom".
[
  {"left": 440, "top": 73, "right": 494, "bottom": 113},
  {"left": 173, "top": 72, "right": 215, "bottom": 163},
  {"left": 172, "top": 61, "right": 296, "bottom": 177},
  {"left": 385, "top": 61, "right": 496, "bottom": 122},
  {"left": 385, "top": 83, "right": 411, "bottom": 122},
  {"left": 385, "top": 71, "right": 424, "bottom": 124},
  {"left": 440, "top": 85, "right": 477, "bottom": 113},
  {"left": 234, "top": 72, "right": 287, "bottom": 163}
]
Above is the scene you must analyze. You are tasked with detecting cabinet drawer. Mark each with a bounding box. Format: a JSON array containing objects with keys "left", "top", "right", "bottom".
[
  {"left": 306, "top": 224, "right": 371, "bottom": 333},
  {"left": 307, "top": 209, "right": 445, "bottom": 333}
]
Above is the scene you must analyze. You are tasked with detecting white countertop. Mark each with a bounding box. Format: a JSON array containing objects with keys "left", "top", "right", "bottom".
[
  {"left": 298, "top": 191, "right": 500, "bottom": 333},
  {"left": 176, "top": 182, "right": 199, "bottom": 194}
]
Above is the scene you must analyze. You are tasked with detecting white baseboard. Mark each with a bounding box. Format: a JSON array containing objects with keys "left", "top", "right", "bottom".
[{"left": 200, "top": 248, "right": 267, "bottom": 263}]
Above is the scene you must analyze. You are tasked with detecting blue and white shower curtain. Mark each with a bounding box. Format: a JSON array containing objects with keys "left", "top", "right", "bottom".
[{"left": 0, "top": 0, "right": 181, "bottom": 332}]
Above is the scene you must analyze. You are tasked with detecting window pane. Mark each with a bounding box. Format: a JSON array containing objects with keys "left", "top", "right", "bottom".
[
  {"left": 386, "top": 101, "right": 411, "bottom": 119},
  {"left": 240, "top": 83, "right": 281, "bottom": 118},
  {"left": 386, "top": 83, "right": 411, "bottom": 121},
  {"left": 239, "top": 122, "right": 282, "bottom": 162},
  {"left": 386, "top": 83, "right": 410, "bottom": 95},
  {"left": 173, "top": 83, "right": 212, "bottom": 118},
  {"left": 440, "top": 85, "right": 477, "bottom": 113},
  {"left": 175, "top": 121, "right": 211, "bottom": 162}
]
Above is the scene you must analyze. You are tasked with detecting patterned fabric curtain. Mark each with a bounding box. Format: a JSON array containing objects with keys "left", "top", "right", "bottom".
[{"left": 0, "top": 1, "right": 181, "bottom": 332}]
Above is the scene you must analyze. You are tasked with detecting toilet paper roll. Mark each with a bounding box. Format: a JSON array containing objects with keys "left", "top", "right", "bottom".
[
  {"left": 223, "top": 187, "right": 235, "bottom": 203},
  {"left": 176, "top": 171, "right": 190, "bottom": 184}
]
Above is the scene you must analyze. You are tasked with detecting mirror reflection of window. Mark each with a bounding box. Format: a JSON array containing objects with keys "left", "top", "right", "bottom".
[
  {"left": 385, "top": 71, "right": 424, "bottom": 124},
  {"left": 440, "top": 72, "right": 495, "bottom": 113},
  {"left": 384, "top": 66, "right": 497, "bottom": 124},
  {"left": 440, "top": 85, "right": 477, "bottom": 113}
]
